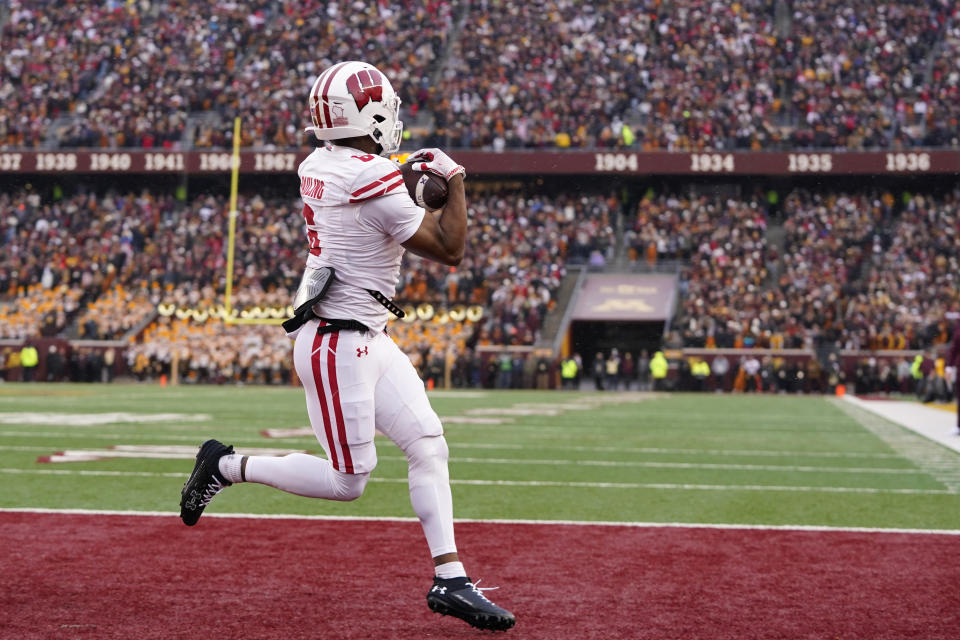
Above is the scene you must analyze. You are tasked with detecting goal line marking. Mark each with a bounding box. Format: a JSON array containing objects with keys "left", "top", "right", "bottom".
[{"left": 1, "top": 507, "right": 958, "bottom": 536}]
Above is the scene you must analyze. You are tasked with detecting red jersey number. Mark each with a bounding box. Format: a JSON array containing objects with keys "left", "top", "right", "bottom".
[{"left": 302, "top": 203, "right": 322, "bottom": 256}]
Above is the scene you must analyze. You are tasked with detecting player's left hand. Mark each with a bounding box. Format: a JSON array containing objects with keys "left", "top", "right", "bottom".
[{"left": 407, "top": 148, "right": 466, "bottom": 181}]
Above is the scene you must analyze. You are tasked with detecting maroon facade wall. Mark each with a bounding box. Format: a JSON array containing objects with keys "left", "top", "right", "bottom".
[{"left": 0, "top": 149, "right": 954, "bottom": 176}]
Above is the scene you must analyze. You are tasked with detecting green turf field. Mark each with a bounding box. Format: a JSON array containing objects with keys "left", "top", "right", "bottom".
[{"left": 1, "top": 383, "right": 958, "bottom": 530}]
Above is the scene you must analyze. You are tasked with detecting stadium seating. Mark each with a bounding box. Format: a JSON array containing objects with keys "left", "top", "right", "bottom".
[
  {"left": 3, "top": 0, "right": 957, "bottom": 150},
  {"left": 1, "top": 0, "right": 450, "bottom": 150},
  {"left": 629, "top": 186, "right": 960, "bottom": 353},
  {"left": 0, "top": 182, "right": 619, "bottom": 379},
  {"left": 3, "top": 2, "right": 959, "bottom": 389},
  {"left": 4, "top": 175, "right": 957, "bottom": 385}
]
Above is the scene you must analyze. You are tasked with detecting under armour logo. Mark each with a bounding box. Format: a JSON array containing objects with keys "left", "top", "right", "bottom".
[
  {"left": 357, "top": 347, "right": 369, "bottom": 358},
  {"left": 431, "top": 586, "right": 447, "bottom": 595}
]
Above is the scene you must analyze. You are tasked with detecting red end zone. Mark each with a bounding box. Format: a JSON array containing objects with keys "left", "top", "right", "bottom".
[{"left": 2, "top": 512, "right": 958, "bottom": 639}]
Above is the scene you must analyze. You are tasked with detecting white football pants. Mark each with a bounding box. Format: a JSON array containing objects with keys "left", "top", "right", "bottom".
[{"left": 245, "top": 319, "right": 456, "bottom": 557}]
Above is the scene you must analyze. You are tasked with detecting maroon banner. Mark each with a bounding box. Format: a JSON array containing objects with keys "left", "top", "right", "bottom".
[
  {"left": 0, "top": 150, "right": 303, "bottom": 175},
  {"left": 0, "top": 149, "right": 957, "bottom": 176},
  {"left": 572, "top": 274, "right": 678, "bottom": 321}
]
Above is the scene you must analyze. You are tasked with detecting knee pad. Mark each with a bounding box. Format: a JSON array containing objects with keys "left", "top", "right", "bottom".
[
  {"left": 405, "top": 435, "right": 450, "bottom": 487},
  {"left": 332, "top": 469, "right": 369, "bottom": 501}
]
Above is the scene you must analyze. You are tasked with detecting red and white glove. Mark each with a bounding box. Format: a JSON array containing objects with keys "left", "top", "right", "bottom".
[{"left": 407, "top": 148, "right": 466, "bottom": 181}]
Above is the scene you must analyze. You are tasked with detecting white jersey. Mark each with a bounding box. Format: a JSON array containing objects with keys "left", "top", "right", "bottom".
[{"left": 297, "top": 144, "right": 425, "bottom": 332}]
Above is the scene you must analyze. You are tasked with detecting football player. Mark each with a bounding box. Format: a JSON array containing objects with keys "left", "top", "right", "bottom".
[{"left": 179, "top": 60, "right": 515, "bottom": 632}]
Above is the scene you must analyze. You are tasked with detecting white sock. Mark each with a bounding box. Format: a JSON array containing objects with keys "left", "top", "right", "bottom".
[
  {"left": 435, "top": 561, "right": 466, "bottom": 580},
  {"left": 218, "top": 453, "right": 244, "bottom": 484}
]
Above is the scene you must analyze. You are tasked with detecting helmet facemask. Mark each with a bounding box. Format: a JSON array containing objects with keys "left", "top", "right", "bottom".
[{"left": 368, "top": 94, "right": 403, "bottom": 155}]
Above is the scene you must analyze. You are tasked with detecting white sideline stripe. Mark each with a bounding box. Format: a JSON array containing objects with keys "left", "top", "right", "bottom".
[
  {"left": 2, "top": 507, "right": 959, "bottom": 536},
  {"left": 837, "top": 398, "right": 960, "bottom": 493},
  {"left": 0, "top": 467, "right": 949, "bottom": 494},
  {"left": 843, "top": 396, "right": 960, "bottom": 454}
]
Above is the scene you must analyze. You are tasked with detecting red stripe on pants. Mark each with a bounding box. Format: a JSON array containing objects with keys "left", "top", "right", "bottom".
[
  {"left": 310, "top": 330, "right": 340, "bottom": 471},
  {"left": 326, "top": 332, "right": 354, "bottom": 473}
]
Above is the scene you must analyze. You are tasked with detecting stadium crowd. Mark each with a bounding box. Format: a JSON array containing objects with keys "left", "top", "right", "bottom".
[
  {"left": 2, "top": 1, "right": 960, "bottom": 391},
  {"left": 627, "top": 191, "right": 774, "bottom": 349},
  {"left": 0, "top": 181, "right": 618, "bottom": 382},
  {"left": 3, "top": 0, "right": 958, "bottom": 151},
  {"left": 1, "top": 0, "right": 451, "bottom": 149},
  {"left": 629, "top": 186, "right": 959, "bottom": 355},
  {"left": 2, "top": 175, "right": 958, "bottom": 388}
]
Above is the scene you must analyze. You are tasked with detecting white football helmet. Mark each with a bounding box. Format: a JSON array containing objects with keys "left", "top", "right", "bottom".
[{"left": 305, "top": 61, "right": 403, "bottom": 155}]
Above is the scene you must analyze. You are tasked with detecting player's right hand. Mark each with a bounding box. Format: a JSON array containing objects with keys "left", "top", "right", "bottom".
[{"left": 408, "top": 148, "right": 466, "bottom": 181}]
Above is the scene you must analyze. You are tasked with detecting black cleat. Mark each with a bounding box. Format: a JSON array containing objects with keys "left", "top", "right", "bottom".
[
  {"left": 180, "top": 439, "right": 233, "bottom": 526},
  {"left": 426, "top": 576, "right": 516, "bottom": 631}
]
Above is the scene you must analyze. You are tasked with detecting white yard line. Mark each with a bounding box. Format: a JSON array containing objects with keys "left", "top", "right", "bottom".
[
  {"left": 447, "top": 422, "right": 872, "bottom": 435},
  {"left": 1, "top": 440, "right": 906, "bottom": 461},
  {"left": 0, "top": 430, "right": 243, "bottom": 441},
  {"left": 3, "top": 444, "right": 916, "bottom": 473},
  {"left": 2, "top": 507, "right": 958, "bottom": 536},
  {"left": 0, "top": 467, "right": 949, "bottom": 494},
  {"left": 411, "top": 456, "right": 923, "bottom": 475},
  {"left": 447, "top": 442, "right": 902, "bottom": 459},
  {"left": 0, "top": 441, "right": 903, "bottom": 460},
  {"left": 0, "top": 412, "right": 211, "bottom": 425}
]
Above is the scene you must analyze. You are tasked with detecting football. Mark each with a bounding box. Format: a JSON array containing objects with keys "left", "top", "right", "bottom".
[{"left": 400, "top": 161, "right": 449, "bottom": 210}]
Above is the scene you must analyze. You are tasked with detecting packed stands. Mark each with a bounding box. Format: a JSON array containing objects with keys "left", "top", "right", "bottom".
[
  {"left": 0, "top": 284, "right": 83, "bottom": 340},
  {"left": 628, "top": 191, "right": 772, "bottom": 348},
  {"left": 783, "top": 0, "right": 953, "bottom": 149},
  {"left": 4, "top": 174, "right": 957, "bottom": 386},
  {"left": 1, "top": 0, "right": 451, "bottom": 150},
  {"left": 854, "top": 191, "right": 960, "bottom": 349},
  {"left": 74, "top": 284, "right": 161, "bottom": 340},
  {"left": 0, "top": 181, "right": 619, "bottom": 379},
  {"left": 441, "top": 0, "right": 955, "bottom": 150},
  {"left": 126, "top": 316, "right": 293, "bottom": 385},
  {"left": 3, "top": 2, "right": 959, "bottom": 391},
  {"left": 632, "top": 185, "right": 960, "bottom": 354},
  {"left": 4, "top": 0, "right": 958, "bottom": 151}
]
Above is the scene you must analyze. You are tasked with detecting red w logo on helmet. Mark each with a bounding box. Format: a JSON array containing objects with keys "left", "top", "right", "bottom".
[{"left": 346, "top": 70, "right": 384, "bottom": 111}]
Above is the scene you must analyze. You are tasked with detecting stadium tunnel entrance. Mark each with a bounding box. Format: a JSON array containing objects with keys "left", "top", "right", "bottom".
[
  {"left": 571, "top": 320, "right": 666, "bottom": 372},
  {"left": 563, "top": 272, "right": 678, "bottom": 375}
]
